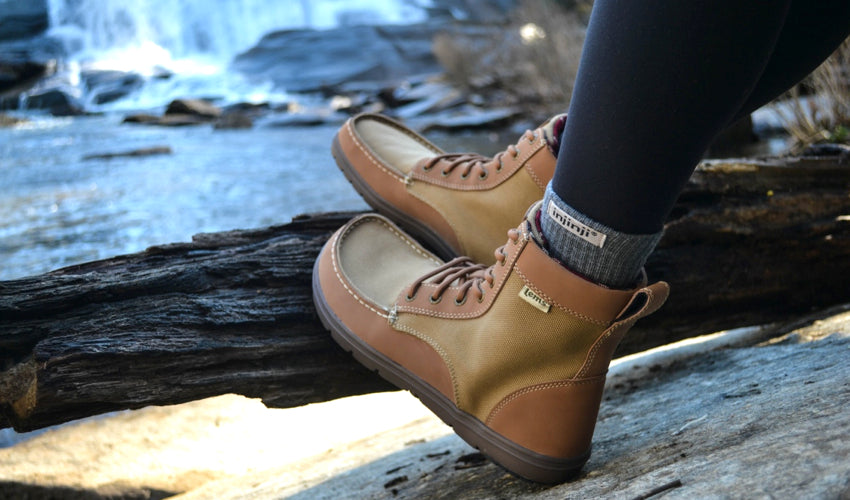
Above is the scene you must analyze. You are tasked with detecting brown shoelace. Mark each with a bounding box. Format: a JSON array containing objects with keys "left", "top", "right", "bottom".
[
  {"left": 405, "top": 229, "right": 521, "bottom": 305},
  {"left": 420, "top": 130, "right": 538, "bottom": 180}
]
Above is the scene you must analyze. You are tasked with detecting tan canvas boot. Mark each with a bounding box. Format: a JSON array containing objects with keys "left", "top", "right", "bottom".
[
  {"left": 312, "top": 204, "right": 669, "bottom": 483},
  {"left": 331, "top": 113, "right": 565, "bottom": 264}
]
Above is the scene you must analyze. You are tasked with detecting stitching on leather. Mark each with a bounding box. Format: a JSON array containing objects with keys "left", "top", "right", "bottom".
[
  {"left": 348, "top": 118, "right": 440, "bottom": 183},
  {"left": 513, "top": 267, "right": 606, "bottom": 326},
  {"left": 345, "top": 123, "right": 405, "bottom": 184},
  {"left": 522, "top": 134, "right": 549, "bottom": 190},
  {"left": 392, "top": 322, "right": 458, "bottom": 402},
  {"left": 343, "top": 215, "right": 441, "bottom": 264},
  {"left": 370, "top": 115, "right": 442, "bottom": 152},
  {"left": 331, "top": 220, "right": 388, "bottom": 319},
  {"left": 332, "top": 217, "right": 441, "bottom": 318},
  {"left": 525, "top": 156, "right": 549, "bottom": 190},
  {"left": 526, "top": 162, "right": 545, "bottom": 190},
  {"left": 578, "top": 288, "right": 654, "bottom": 378},
  {"left": 407, "top": 188, "right": 465, "bottom": 255},
  {"left": 375, "top": 218, "right": 443, "bottom": 264},
  {"left": 485, "top": 376, "right": 604, "bottom": 425}
]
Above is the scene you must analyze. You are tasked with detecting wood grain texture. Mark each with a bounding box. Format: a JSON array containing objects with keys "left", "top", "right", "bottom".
[{"left": 2, "top": 155, "right": 849, "bottom": 432}]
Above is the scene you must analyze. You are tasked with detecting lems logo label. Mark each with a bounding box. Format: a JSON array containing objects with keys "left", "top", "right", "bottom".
[
  {"left": 519, "top": 285, "right": 551, "bottom": 313},
  {"left": 547, "top": 200, "right": 607, "bottom": 248}
]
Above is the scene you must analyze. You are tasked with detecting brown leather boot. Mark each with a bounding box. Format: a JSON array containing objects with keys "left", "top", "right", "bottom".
[
  {"left": 331, "top": 113, "right": 564, "bottom": 264},
  {"left": 312, "top": 204, "right": 669, "bottom": 483}
]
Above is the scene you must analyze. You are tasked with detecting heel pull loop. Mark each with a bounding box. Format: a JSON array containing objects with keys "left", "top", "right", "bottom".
[
  {"left": 614, "top": 281, "right": 670, "bottom": 324},
  {"left": 576, "top": 281, "right": 670, "bottom": 379}
]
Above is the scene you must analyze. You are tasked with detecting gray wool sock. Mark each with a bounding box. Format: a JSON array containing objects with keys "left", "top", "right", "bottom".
[{"left": 540, "top": 183, "right": 663, "bottom": 289}]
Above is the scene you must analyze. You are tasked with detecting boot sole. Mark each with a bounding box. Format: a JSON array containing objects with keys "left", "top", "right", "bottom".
[
  {"left": 331, "top": 134, "right": 459, "bottom": 262},
  {"left": 312, "top": 260, "right": 589, "bottom": 483}
]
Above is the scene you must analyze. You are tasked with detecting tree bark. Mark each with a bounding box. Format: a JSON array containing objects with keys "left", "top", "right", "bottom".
[{"left": 2, "top": 154, "right": 850, "bottom": 432}]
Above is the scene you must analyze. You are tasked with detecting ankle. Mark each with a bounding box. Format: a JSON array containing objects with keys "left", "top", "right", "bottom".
[{"left": 540, "top": 184, "right": 662, "bottom": 289}]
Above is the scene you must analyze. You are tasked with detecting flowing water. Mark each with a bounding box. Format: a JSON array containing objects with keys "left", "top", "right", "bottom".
[
  {"left": 3, "top": 0, "right": 431, "bottom": 280},
  {"left": 39, "top": 0, "right": 432, "bottom": 111},
  {"left": 0, "top": 114, "right": 369, "bottom": 280}
]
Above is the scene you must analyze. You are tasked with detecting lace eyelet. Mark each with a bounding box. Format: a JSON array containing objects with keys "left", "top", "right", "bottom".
[
  {"left": 454, "top": 296, "right": 467, "bottom": 306},
  {"left": 422, "top": 164, "right": 433, "bottom": 172},
  {"left": 441, "top": 170, "right": 450, "bottom": 177},
  {"left": 429, "top": 295, "right": 442, "bottom": 304},
  {"left": 477, "top": 295, "right": 485, "bottom": 303},
  {"left": 405, "top": 293, "right": 416, "bottom": 302},
  {"left": 478, "top": 170, "right": 488, "bottom": 180},
  {"left": 460, "top": 172, "right": 469, "bottom": 180}
]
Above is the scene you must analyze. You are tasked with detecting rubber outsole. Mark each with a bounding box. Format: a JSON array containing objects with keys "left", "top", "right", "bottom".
[
  {"left": 311, "top": 258, "right": 589, "bottom": 484},
  {"left": 331, "top": 134, "right": 459, "bottom": 262}
]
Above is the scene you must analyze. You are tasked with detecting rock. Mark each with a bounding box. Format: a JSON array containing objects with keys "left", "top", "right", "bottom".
[
  {"left": 0, "top": 113, "right": 26, "bottom": 127},
  {"left": 222, "top": 101, "right": 271, "bottom": 114},
  {"left": 0, "top": 0, "right": 49, "bottom": 41},
  {"left": 427, "top": 0, "right": 516, "bottom": 22},
  {"left": 123, "top": 113, "right": 210, "bottom": 127},
  {"left": 157, "top": 113, "right": 212, "bottom": 126},
  {"left": 176, "top": 308, "right": 850, "bottom": 499},
  {"left": 122, "top": 99, "right": 225, "bottom": 127},
  {"left": 122, "top": 113, "right": 162, "bottom": 124},
  {"left": 259, "top": 110, "right": 347, "bottom": 128},
  {"left": 123, "top": 102, "right": 228, "bottom": 127},
  {"left": 24, "top": 86, "right": 85, "bottom": 116},
  {"left": 165, "top": 99, "right": 222, "bottom": 119},
  {"left": 232, "top": 24, "right": 444, "bottom": 94},
  {"left": 213, "top": 111, "right": 253, "bottom": 129},
  {"left": 0, "top": 35, "right": 63, "bottom": 97},
  {"left": 0, "top": 60, "right": 50, "bottom": 97},
  {"left": 0, "top": 392, "right": 443, "bottom": 499},
  {"left": 390, "top": 82, "right": 464, "bottom": 119},
  {"left": 80, "top": 69, "right": 145, "bottom": 105},
  {"left": 408, "top": 105, "right": 521, "bottom": 131},
  {"left": 83, "top": 146, "right": 173, "bottom": 161}
]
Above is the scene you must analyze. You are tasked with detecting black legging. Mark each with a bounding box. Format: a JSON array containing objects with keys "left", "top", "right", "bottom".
[{"left": 553, "top": 0, "right": 850, "bottom": 234}]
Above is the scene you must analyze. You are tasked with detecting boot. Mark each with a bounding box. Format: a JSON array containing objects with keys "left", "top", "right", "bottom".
[
  {"left": 312, "top": 203, "right": 668, "bottom": 482},
  {"left": 332, "top": 113, "right": 565, "bottom": 263}
]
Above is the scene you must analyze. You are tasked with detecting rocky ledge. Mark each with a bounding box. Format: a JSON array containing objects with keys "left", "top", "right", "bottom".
[{"left": 1, "top": 305, "right": 848, "bottom": 499}]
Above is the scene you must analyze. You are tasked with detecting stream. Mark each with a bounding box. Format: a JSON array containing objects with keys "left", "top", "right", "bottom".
[{"left": 0, "top": 114, "right": 367, "bottom": 280}]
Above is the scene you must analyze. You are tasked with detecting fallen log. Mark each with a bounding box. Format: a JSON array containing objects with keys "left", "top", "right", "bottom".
[{"left": 2, "top": 154, "right": 850, "bottom": 432}]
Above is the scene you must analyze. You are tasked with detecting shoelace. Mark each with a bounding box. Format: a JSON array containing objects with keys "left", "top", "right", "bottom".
[
  {"left": 420, "top": 130, "right": 538, "bottom": 180},
  {"left": 405, "top": 229, "right": 521, "bottom": 305}
]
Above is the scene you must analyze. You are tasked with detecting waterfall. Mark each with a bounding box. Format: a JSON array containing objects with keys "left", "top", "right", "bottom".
[
  {"left": 46, "top": 0, "right": 431, "bottom": 65},
  {"left": 38, "top": 0, "right": 432, "bottom": 110}
]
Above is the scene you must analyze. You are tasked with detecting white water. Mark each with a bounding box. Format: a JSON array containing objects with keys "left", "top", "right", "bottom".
[{"left": 43, "top": 0, "right": 432, "bottom": 109}]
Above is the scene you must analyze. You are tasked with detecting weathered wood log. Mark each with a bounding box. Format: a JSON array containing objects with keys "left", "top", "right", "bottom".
[{"left": 2, "top": 154, "right": 850, "bottom": 432}]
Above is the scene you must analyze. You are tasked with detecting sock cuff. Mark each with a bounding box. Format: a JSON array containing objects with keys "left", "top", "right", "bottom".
[{"left": 541, "top": 183, "right": 663, "bottom": 288}]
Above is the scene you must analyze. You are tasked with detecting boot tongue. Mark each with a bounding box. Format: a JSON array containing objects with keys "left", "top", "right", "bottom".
[{"left": 540, "top": 113, "right": 568, "bottom": 158}]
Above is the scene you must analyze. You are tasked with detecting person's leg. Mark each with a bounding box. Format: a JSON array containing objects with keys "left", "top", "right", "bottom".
[
  {"left": 730, "top": 0, "right": 850, "bottom": 123},
  {"left": 543, "top": 0, "right": 850, "bottom": 289}
]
